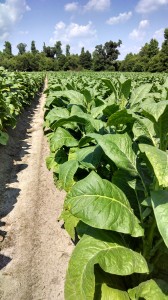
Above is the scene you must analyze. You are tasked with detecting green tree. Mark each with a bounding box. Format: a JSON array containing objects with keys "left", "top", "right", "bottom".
[
  {"left": 92, "top": 44, "right": 106, "bottom": 71},
  {"left": 104, "top": 40, "right": 122, "bottom": 70},
  {"left": 160, "top": 28, "right": 168, "bottom": 71},
  {"left": 55, "top": 41, "right": 62, "bottom": 58},
  {"left": 31, "top": 40, "right": 38, "bottom": 54},
  {"left": 3, "top": 41, "right": 12, "bottom": 57},
  {"left": 58, "top": 54, "right": 67, "bottom": 70},
  {"left": 139, "top": 39, "right": 159, "bottom": 71},
  {"left": 63, "top": 54, "right": 79, "bottom": 70},
  {"left": 17, "top": 43, "right": 27, "bottom": 55},
  {"left": 79, "top": 47, "right": 92, "bottom": 69},
  {"left": 148, "top": 53, "right": 163, "bottom": 72},
  {"left": 38, "top": 53, "right": 55, "bottom": 70},
  {"left": 66, "top": 44, "right": 70, "bottom": 56},
  {"left": 43, "top": 44, "right": 55, "bottom": 58},
  {"left": 119, "top": 53, "right": 135, "bottom": 72},
  {"left": 43, "top": 42, "right": 46, "bottom": 53},
  {"left": 148, "top": 39, "right": 159, "bottom": 58}
]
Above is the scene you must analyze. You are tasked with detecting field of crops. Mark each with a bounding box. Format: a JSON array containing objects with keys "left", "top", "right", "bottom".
[
  {"left": 44, "top": 72, "right": 168, "bottom": 299},
  {"left": 0, "top": 67, "right": 45, "bottom": 146}
]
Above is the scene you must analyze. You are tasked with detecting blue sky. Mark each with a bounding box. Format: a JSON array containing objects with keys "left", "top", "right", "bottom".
[{"left": 0, "top": 0, "right": 168, "bottom": 59}]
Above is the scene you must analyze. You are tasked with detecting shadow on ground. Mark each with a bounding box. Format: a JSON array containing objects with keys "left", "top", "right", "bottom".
[
  {"left": 0, "top": 90, "right": 43, "bottom": 269},
  {"left": 0, "top": 254, "right": 12, "bottom": 270}
]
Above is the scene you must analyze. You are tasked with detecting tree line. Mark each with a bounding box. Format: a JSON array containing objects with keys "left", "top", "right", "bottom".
[{"left": 0, "top": 28, "right": 167, "bottom": 72}]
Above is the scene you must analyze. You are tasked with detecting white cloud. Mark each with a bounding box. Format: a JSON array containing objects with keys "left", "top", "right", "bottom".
[
  {"left": 64, "top": 0, "right": 111, "bottom": 13},
  {"left": 84, "top": 0, "right": 110, "bottom": 11},
  {"left": 136, "top": 0, "right": 168, "bottom": 13},
  {"left": 68, "top": 22, "right": 96, "bottom": 38},
  {"left": 0, "top": 32, "right": 10, "bottom": 41},
  {"left": 64, "top": 2, "right": 79, "bottom": 12},
  {"left": 49, "top": 21, "right": 97, "bottom": 53},
  {"left": 50, "top": 21, "right": 96, "bottom": 42},
  {"left": 119, "top": 44, "right": 141, "bottom": 59},
  {"left": 55, "top": 21, "right": 66, "bottom": 30},
  {"left": 139, "top": 20, "right": 149, "bottom": 29},
  {"left": 129, "top": 19, "right": 149, "bottom": 41},
  {"left": 153, "top": 27, "right": 165, "bottom": 39},
  {"left": 19, "top": 30, "right": 29, "bottom": 35},
  {"left": 106, "top": 11, "right": 132, "bottom": 25},
  {"left": 0, "top": 0, "right": 30, "bottom": 40},
  {"left": 129, "top": 29, "right": 144, "bottom": 40},
  {"left": 153, "top": 28, "right": 165, "bottom": 46}
]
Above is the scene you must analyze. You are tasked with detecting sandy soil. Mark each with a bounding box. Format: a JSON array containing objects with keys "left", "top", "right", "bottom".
[{"left": 0, "top": 80, "right": 74, "bottom": 300}]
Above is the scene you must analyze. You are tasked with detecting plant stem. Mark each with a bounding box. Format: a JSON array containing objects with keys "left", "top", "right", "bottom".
[
  {"left": 135, "top": 189, "right": 143, "bottom": 225},
  {"left": 143, "top": 217, "right": 156, "bottom": 261},
  {"left": 139, "top": 171, "right": 148, "bottom": 198}
]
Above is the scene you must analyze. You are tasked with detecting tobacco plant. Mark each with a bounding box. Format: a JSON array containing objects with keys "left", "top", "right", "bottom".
[
  {"left": 45, "top": 72, "right": 168, "bottom": 299},
  {"left": 0, "top": 67, "right": 45, "bottom": 145}
]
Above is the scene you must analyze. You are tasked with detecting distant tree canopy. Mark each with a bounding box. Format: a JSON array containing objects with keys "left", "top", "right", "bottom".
[
  {"left": 17, "top": 43, "right": 27, "bottom": 55},
  {"left": 31, "top": 40, "right": 38, "bottom": 54},
  {"left": 3, "top": 41, "right": 12, "bottom": 57},
  {"left": 79, "top": 47, "right": 92, "bottom": 70},
  {"left": 0, "top": 28, "right": 167, "bottom": 72},
  {"left": 119, "top": 29, "right": 168, "bottom": 72},
  {"left": 66, "top": 44, "right": 70, "bottom": 56}
]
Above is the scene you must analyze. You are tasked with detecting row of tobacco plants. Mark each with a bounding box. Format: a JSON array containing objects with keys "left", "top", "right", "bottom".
[
  {"left": 44, "top": 72, "right": 168, "bottom": 299},
  {"left": 0, "top": 67, "right": 45, "bottom": 146}
]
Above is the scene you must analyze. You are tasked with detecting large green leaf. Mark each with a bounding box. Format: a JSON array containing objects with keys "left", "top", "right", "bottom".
[
  {"left": 59, "top": 160, "right": 79, "bottom": 191},
  {"left": 120, "top": 79, "right": 131, "bottom": 99},
  {"left": 129, "top": 84, "right": 152, "bottom": 108},
  {"left": 102, "top": 78, "right": 117, "bottom": 98},
  {"left": 60, "top": 209, "right": 79, "bottom": 240},
  {"left": 128, "top": 279, "right": 168, "bottom": 300},
  {"left": 46, "top": 149, "right": 67, "bottom": 173},
  {"left": 46, "top": 90, "right": 86, "bottom": 106},
  {"left": 139, "top": 144, "right": 168, "bottom": 187},
  {"left": 133, "top": 117, "right": 157, "bottom": 146},
  {"left": 112, "top": 170, "right": 141, "bottom": 214},
  {"left": 91, "top": 105, "right": 106, "bottom": 119},
  {"left": 141, "top": 101, "right": 168, "bottom": 149},
  {"left": 142, "top": 100, "right": 168, "bottom": 124},
  {"left": 89, "top": 133, "right": 138, "bottom": 176},
  {"left": 51, "top": 113, "right": 104, "bottom": 133},
  {"left": 76, "top": 146, "right": 103, "bottom": 170},
  {"left": 50, "top": 127, "right": 78, "bottom": 152},
  {"left": 65, "top": 230, "right": 148, "bottom": 300},
  {"left": 70, "top": 104, "right": 86, "bottom": 115},
  {"left": 45, "top": 107, "right": 69, "bottom": 126},
  {"left": 151, "top": 190, "right": 168, "bottom": 247},
  {"left": 45, "top": 93, "right": 65, "bottom": 108},
  {"left": 107, "top": 109, "right": 135, "bottom": 127},
  {"left": 65, "top": 172, "right": 143, "bottom": 237},
  {"left": 103, "top": 104, "right": 119, "bottom": 117},
  {"left": 82, "top": 88, "right": 92, "bottom": 103},
  {"left": 100, "top": 284, "right": 130, "bottom": 300}
]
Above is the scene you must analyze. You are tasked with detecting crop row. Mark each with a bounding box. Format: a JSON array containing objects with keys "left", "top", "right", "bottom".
[
  {"left": 44, "top": 72, "right": 168, "bottom": 299},
  {"left": 0, "top": 67, "right": 45, "bottom": 145}
]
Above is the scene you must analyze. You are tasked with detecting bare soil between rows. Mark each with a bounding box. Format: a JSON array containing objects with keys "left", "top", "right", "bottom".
[{"left": 0, "top": 80, "right": 74, "bottom": 300}]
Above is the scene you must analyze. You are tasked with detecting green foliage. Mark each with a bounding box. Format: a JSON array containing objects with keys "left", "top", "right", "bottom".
[
  {"left": 128, "top": 279, "right": 168, "bottom": 300},
  {"left": 1, "top": 28, "right": 168, "bottom": 72},
  {"left": 79, "top": 47, "right": 92, "bottom": 70},
  {"left": 31, "top": 40, "right": 38, "bottom": 54},
  {"left": 0, "top": 67, "right": 45, "bottom": 146},
  {"left": 17, "top": 42, "right": 27, "bottom": 55},
  {"left": 44, "top": 72, "right": 168, "bottom": 299},
  {"left": 65, "top": 229, "right": 148, "bottom": 300},
  {"left": 3, "top": 41, "right": 12, "bottom": 57},
  {"left": 120, "top": 28, "right": 168, "bottom": 73}
]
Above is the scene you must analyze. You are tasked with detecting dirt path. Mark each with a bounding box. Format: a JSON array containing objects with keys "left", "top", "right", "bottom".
[{"left": 0, "top": 80, "right": 74, "bottom": 300}]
